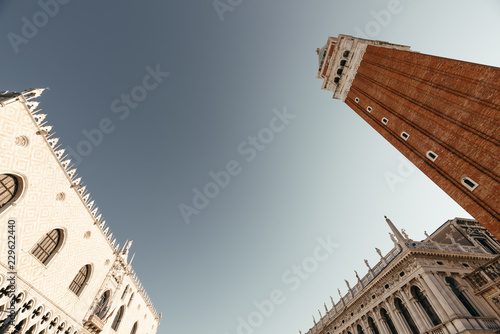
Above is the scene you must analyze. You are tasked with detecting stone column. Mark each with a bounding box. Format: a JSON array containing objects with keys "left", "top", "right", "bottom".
[
  {"left": 360, "top": 315, "right": 374, "bottom": 334},
  {"left": 399, "top": 287, "right": 427, "bottom": 332},
  {"left": 421, "top": 272, "right": 461, "bottom": 316},
  {"left": 417, "top": 273, "right": 449, "bottom": 322},
  {"left": 384, "top": 299, "right": 409, "bottom": 334},
  {"left": 373, "top": 307, "right": 391, "bottom": 334}
]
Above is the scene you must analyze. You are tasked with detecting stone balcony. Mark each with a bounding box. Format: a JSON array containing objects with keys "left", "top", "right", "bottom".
[{"left": 83, "top": 314, "right": 105, "bottom": 334}]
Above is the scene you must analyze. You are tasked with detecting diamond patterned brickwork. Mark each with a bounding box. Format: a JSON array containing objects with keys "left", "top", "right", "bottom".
[{"left": 0, "top": 93, "right": 160, "bottom": 333}]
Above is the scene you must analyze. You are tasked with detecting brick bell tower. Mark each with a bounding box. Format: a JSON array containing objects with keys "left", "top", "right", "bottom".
[{"left": 317, "top": 34, "right": 500, "bottom": 238}]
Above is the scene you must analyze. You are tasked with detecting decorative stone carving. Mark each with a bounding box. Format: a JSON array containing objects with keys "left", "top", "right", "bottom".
[{"left": 15, "top": 135, "right": 29, "bottom": 147}]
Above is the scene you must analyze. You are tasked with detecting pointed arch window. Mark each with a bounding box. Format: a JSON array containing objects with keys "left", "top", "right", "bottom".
[
  {"left": 368, "top": 317, "right": 380, "bottom": 334},
  {"left": 128, "top": 293, "right": 135, "bottom": 307},
  {"left": 31, "top": 229, "right": 64, "bottom": 265},
  {"left": 445, "top": 277, "right": 480, "bottom": 316},
  {"left": 0, "top": 174, "right": 20, "bottom": 211},
  {"left": 111, "top": 305, "right": 125, "bottom": 331},
  {"left": 69, "top": 265, "right": 91, "bottom": 296},
  {"left": 357, "top": 324, "right": 364, "bottom": 334},
  {"left": 380, "top": 308, "right": 398, "bottom": 334},
  {"left": 395, "top": 298, "right": 419, "bottom": 334},
  {"left": 130, "top": 322, "right": 138, "bottom": 334},
  {"left": 121, "top": 285, "right": 130, "bottom": 300},
  {"left": 411, "top": 286, "right": 441, "bottom": 326},
  {"left": 93, "top": 290, "right": 111, "bottom": 319}
]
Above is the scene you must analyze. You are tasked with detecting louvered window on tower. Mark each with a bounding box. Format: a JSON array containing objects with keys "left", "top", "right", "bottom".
[
  {"left": 462, "top": 177, "right": 479, "bottom": 191},
  {"left": 426, "top": 151, "right": 438, "bottom": 161}
]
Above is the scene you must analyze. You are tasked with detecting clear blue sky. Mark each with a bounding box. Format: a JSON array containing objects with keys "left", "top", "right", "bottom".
[{"left": 1, "top": 1, "right": 499, "bottom": 334}]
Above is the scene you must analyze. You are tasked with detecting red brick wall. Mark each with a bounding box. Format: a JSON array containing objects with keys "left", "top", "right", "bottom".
[{"left": 346, "top": 45, "right": 500, "bottom": 238}]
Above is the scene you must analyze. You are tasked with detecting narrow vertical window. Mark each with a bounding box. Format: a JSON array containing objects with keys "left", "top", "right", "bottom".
[
  {"left": 111, "top": 306, "right": 125, "bottom": 331},
  {"left": 121, "top": 285, "right": 129, "bottom": 300},
  {"left": 130, "top": 322, "right": 138, "bottom": 334}
]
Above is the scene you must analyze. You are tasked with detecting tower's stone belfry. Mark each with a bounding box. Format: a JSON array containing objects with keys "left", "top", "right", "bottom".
[{"left": 317, "top": 34, "right": 500, "bottom": 238}]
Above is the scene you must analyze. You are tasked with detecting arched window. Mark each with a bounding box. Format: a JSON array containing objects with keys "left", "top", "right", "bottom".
[
  {"left": 121, "top": 285, "right": 129, "bottom": 300},
  {"left": 111, "top": 305, "right": 125, "bottom": 331},
  {"left": 128, "top": 293, "right": 135, "bottom": 307},
  {"left": 445, "top": 277, "right": 479, "bottom": 316},
  {"left": 130, "top": 322, "right": 138, "bottom": 334},
  {"left": 380, "top": 308, "right": 398, "bottom": 334},
  {"left": 394, "top": 298, "right": 419, "bottom": 334},
  {"left": 357, "top": 324, "right": 364, "bottom": 334},
  {"left": 93, "top": 290, "right": 111, "bottom": 319},
  {"left": 31, "top": 229, "right": 64, "bottom": 265},
  {"left": 411, "top": 286, "right": 441, "bottom": 326},
  {"left": 0, "top": 174, "right": 20, "bottom": 211},
  {"left": 368, "top": 317, "right": 380, "bottom": 334},
  {"left": 69, "top": 265, "right": 91, "bottom": 296}
]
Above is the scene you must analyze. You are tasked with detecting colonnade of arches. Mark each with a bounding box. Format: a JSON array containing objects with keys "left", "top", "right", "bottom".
[{"left": 327, "top": 274, "right": 484, "bottom": 334}]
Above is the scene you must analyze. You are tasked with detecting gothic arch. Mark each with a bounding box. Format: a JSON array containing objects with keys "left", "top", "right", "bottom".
[
  {"left": 69, "top": 264, "right": 93, "bottom": 296},
  {"left": 0, "top": 172, "right": 27, "bottom": 216},
  {"left": 30, "top": 228, "right": 66, "bottom": 266},
  {"left": 111, "top": 305, "right": 125, "bottom": 331},
  {"left": 130, "top": 321, "right": 138, "bottom": 334}
]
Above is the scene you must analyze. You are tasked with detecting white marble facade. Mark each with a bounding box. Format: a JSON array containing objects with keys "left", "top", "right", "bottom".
[
  {"left": 0, "top": 90, "right": 160, "bottom": 334},
  {"left": 302, "top": 217, "right": 500, "bottom": 334}
]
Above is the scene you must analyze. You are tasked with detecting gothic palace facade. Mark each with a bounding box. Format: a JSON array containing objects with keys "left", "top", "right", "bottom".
[
  {"left": 301, "top": 217, "right": 500, "bottom": 334},
  {"left": 0, "top": 89, "right": 160, "bottom": 333}
]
